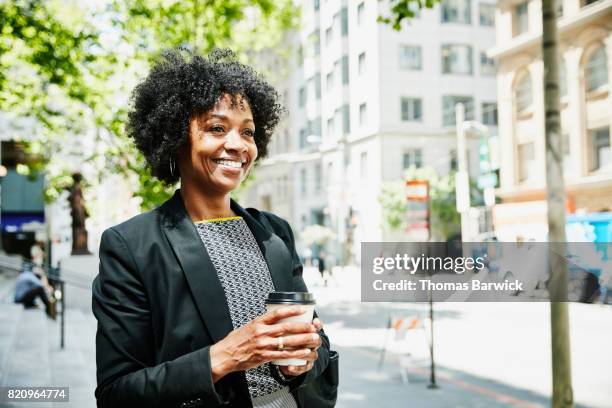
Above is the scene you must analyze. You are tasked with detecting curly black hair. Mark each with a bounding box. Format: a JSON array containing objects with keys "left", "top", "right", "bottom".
[{"left": 126, "top": 48, "right": 283, "bottom": 184}]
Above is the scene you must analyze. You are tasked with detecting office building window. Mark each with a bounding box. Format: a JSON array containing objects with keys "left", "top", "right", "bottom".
[
  {"left": 480, "top": 52, "right": 495, "bottom": 75},
  {"left": 299, "top": 128, "right": 307, "bottom": 149},
  {"left": 300, "top": 168, "right": 307, "bottom": 194},
  {"left": 585, "top": 46, "right": 608, "bottom": 92},
  {"left": 315, "top": 164, "right": 322, "bottom": 192},
  {"left": 326, "top": 71, "right": 334, "bottom": 91},
  {"left": 450, "top": 149, "right": 458, "bottom": 170},
  {"left": 514, "top": 2, "right": 528, "bottom": 36},
  {"left": 357, "top": 2, "right": 365, "bottom": 24},
  {"left": 401, "top": 97, "right": 423, "bottom": 122},
  {"left": 482, "top": 102, "right": 497, "bottom": 126},
  {"left": 299, "top": 87, "right": 306, "bottom": 107},
  {"left": 589, "top": 127, "right": 611, "bottom": 171},
  {"left": 343, "top": 104, "right": 351, "bottom": 133},
  {"left": 479, "top": 3, "right": 494, "bottom": 26},
  {"left": 441, "top": 0, "right": 471, "bottom": 24},
  {"left": 399, "top": 45, "right": 422, "bottom": 70},
  {"left": 403, "top": 149, "right": 423, "bottom": 169},
  {"left": 359, "top": 103, "right": 367, "bottom": 125},
  {"left": 515, "top": 72, "right": 532, "bottom": 113},
  {"left": 341, "top": 7, "right": 348, "bottom": 36},
  {"left": 518, "top": 142, "right": 535, "bottom": 182},
  {"left": 360, "top": 151, "right": 368, "bottom": 178},
  {"left": 310, "top": 31, "right": 320, "bottom": 56},
  {"left": 443, "top": 95, "right": 474, "bottom": 126},
  {"left": 315, "top": 74, "right": 321, "bottom": 99},
  {"left": 325, "top": 26, "right": 333, "bottom": 46},
  {"left": 358, "top": 52, "right": 366, "bottom": 75},
  {"left": 327, "top": 117, "right": 335, "bottom": 137},
  {"left": 342, "top": 56, "right": 349, "bottom": 85},
  {"left": 442, "top": 44, "right": 473, "bottom": 75},
  {"left": 314, "top": 0, "right": 320, "bottom": 12}
]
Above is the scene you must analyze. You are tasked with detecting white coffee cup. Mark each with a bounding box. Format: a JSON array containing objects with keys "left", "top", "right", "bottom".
[{"left": 265, "top": 292, "right": 316, "bottom": 366}]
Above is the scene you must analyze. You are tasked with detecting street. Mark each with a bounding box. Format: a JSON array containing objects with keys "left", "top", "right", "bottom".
[{"left": 306, "top": 267, "right": 612, "bottom": 408}]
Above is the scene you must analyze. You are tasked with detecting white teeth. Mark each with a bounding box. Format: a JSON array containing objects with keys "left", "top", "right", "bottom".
[{"left": 216, "top": 159, "right": 243, "bottom": 169}]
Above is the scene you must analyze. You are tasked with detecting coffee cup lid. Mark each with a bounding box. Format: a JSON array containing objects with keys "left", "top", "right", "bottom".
[{"left": 266, "top": 291, "right": 315, "bottom": 305}]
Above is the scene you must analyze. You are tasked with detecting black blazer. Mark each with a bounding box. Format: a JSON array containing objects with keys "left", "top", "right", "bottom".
[{"left": 92, "top": 190, "right": 331, "bottom": 407}]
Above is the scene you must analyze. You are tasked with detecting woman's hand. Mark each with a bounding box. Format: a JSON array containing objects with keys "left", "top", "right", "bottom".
[
  {"left": 278, "top": 317, "right": 323, "bottom": 377},
  {"left": 209, "top": 307, "right": 319, "bottom": 382}
]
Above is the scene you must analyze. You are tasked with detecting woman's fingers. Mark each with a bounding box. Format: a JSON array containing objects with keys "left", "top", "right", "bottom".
[
  {"left": 262, "top": 332, "right": 320, "bottom": 350},
  {"left": 260, "top": 306, "right": 307, "bottom": 324},
  {"left": 312, "top": 317, "right": 323, "bottom": 330}
]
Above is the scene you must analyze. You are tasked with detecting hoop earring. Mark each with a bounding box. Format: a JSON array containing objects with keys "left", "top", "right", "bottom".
[{"left": 169, "top": 158, "right": 176, "bottom": 178}]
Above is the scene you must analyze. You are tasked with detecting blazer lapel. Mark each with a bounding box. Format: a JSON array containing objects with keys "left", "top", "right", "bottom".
[
  {"left": 230, "top": 200, "right": 294, "bottom": 293},
  {"left": 159, "top": 191, "right": 233, "bottom": 343}
]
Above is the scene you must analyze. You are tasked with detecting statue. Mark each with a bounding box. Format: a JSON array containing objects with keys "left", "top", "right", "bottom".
[{"left": 68, "top": 173, "right": 91, "bottom": 255}]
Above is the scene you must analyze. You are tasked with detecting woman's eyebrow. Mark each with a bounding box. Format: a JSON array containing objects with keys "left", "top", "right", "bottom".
[{"left": 208, "top": 114, "right": 253, "bottom": 125}]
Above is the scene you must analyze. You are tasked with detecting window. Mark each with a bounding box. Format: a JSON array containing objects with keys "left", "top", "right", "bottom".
[
  {"left": 582, "top": 0, "right": 601, "bottom": 7},
  {"left": 441, "top": 0, "right": 471, "bottom": 24},
  {"left": 343, "top": 104, "right": 351, "bottom": 133},
  {"left": 326, "top": 162, "right": 333, "bottom": 186},
  {"left": 443, "top": 95, "right": 474, "bottom": 126},
  {"left": 357, "top": 2, "right": 365, "bottom": 24},
  {"left": 341, "top": 7, "right": 348, "bottom": 36},
  {"left": 299, "top": 87, "right": 306, "bottom": 107},
  {"left": 482, "top": 102, "right": 497, "bottom": 126},
  {"left": 326, "top": 71, "right": 334, "bottom": 91},
  {"left": 358, "top": 52, "right": 366, "bottom": 75},
  {"left": 450, "top": 149, "right": 458, "bottom": 170},
  {"left": 327, "top": 117, "right": 335, "bottom": 137},
  {"left": 515, "top": 73, "right": 532, "bottom": 113},
  {"left": 359, "top": 103, "right": 367, "bottom": 125},
  {"left": 514, "top": 2, "right": 528, "bottom": 36},
  {"left": 589, "top": 127, "right": 611, "bottom": 171},
  {"left": 400, "top": 45, "right": 422, "bottom": 70},
  {"left": 299, "top": 128, "right": 307, "bottom": 149},
  {"left": 360, "top": 151, "right": 368, "bottom": 178},
  {"left": 403, "top": 149, "right": 423, "bottom": 169},
  {"left": 315, "top": 74, "right": 321, "bottom": 99},
  {"left": 297, "top": 44, "right": 304, "bottom": 64},
  {"left": 310, "top": 31, "right": 320, "bottom": 56},
  {"left": 341, "top": 56, "right": 349, "bottom": 85},
  {"left": 401, "top": 97, "right": 423, "bottom": 122},
  {"left": 585, "top": 46, "right": 608, "bottom": 92},
  {"left": 479, "top": 3, "right": 495, "bottom": 26},
  {"left": 518, "top": 142, "right": 535, "bottom": 182},
  {"left": 315, "top": 164, "right": 322, "bottom": 192},
  {"left": 480, "top": 52, "right": 495, "bottom": 75},
  {"left": 300, "top": 168, "right": 308, "bottom": 194},
  {"left": 314, "top": 0, "right": 320, "bottom": 12},
  {"left": 308, "top": 117, "right": 322, "bottom": 137},
  {"left": 442, "top": 44, "right": 473, "bottom": 75},
  {"left": 325, "top": 26, "right": 333, "bottom": 46}
]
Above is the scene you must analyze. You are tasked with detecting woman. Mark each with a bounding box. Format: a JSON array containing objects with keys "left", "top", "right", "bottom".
[{"left": 92, "top": 49, "right": 334, "bottom": 408}]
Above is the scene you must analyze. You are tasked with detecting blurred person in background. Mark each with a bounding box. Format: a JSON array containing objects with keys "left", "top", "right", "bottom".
[
  {"left": 14, "top": 262, "right": 56, "bottom": 319},
  {"left": 92, "top": 49, "right": 336, "bottom": 408}
]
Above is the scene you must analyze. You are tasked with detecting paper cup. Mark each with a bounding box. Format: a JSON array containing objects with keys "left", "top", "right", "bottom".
[{"left": 265, "top": 292, "right": 316, "bottom": 366}]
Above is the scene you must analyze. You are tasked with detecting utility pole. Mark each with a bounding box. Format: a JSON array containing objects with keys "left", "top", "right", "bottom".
[{"left": 542, "top": 0, "right": 573, "bottom": 406}]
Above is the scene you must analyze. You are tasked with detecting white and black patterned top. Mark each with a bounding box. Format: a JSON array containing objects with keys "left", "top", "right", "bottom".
[{"left": 195, "top": 216, "right": 298, "bottom": 408}]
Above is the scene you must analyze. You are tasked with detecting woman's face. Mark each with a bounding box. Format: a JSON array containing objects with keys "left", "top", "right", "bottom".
[{"left": 179, "top": 93, "right": 257, "bottom": 195}]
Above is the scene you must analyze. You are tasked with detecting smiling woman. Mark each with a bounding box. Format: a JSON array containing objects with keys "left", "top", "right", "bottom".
[{"left": 92, "top": 49, "right": 337, "bottom": 408}]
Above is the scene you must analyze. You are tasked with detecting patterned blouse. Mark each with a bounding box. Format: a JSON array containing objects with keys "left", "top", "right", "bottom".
[{"left": 195, "top": 216, "right": 298, "bottom": 408}]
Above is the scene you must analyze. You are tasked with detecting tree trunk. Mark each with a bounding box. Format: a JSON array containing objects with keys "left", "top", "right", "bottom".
[{"left": 541, "top": 0, "right": 573, "bottom": 406}]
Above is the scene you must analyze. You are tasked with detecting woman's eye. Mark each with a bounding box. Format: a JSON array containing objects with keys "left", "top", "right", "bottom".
[
  {"left": 243, "top": 129, "right": 255, "bottom": 137},
  {"left": 211, "top": 125, "right": 225, "bottom": 133}
]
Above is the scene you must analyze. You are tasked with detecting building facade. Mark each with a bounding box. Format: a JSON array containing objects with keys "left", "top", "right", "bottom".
[
  {"left": 491, "top": 0, "right": 612, "bottom": 240},
  {"left": 243, "top": 0, "right": 498, "bottom": 265}
]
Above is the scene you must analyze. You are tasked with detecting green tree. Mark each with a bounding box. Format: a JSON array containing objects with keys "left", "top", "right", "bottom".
[{"left": 1, "top": 0, "right": 298, "bottom": 211}]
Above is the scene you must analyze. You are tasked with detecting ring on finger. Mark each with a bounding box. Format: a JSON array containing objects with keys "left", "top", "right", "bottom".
[{"left": 277, "top": 336, "right": 284, "bottom": 350}]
